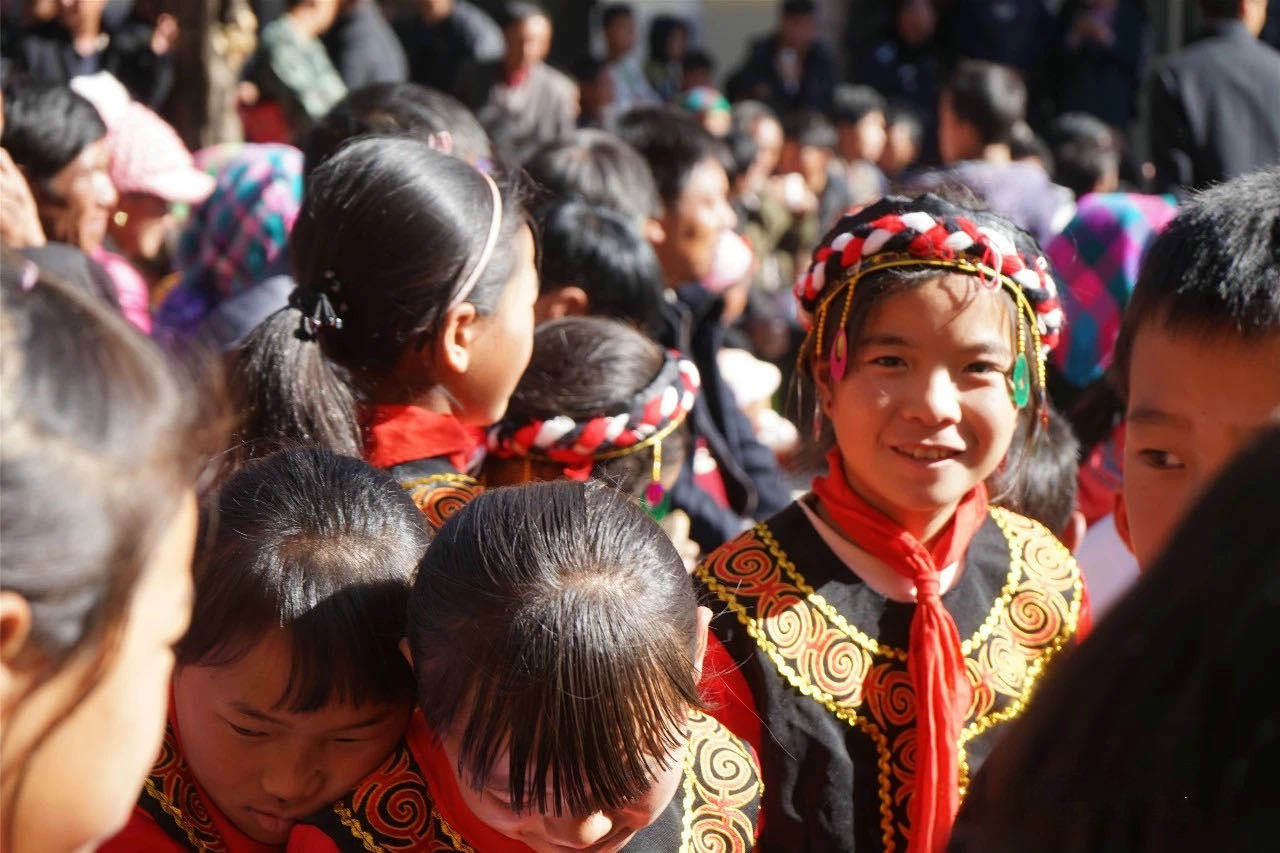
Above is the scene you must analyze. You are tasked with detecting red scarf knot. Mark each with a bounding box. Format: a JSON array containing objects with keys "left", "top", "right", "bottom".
[{"left": 811, "top": 448, "right": 986, "bottom": 853}]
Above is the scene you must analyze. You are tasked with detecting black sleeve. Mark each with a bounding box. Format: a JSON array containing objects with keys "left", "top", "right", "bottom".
[{"left": 1147, "top": 66, "right": 1194, "bottom": 193}]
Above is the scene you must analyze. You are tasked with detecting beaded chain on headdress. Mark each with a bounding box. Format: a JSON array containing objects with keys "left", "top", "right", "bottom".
[
  {"left": 794, "top": 200, "right": 1063, "bottom": 420},
  {"left": 487, "top": 351, "right": 701, "bottom": 514}
]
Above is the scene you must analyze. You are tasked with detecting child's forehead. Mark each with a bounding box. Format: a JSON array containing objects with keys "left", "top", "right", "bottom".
[{"left": 862, "top": 273, "right": 1014, "bottom": 335}]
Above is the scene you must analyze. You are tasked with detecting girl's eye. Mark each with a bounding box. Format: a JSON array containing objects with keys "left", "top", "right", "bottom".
[
  {"left": 229, "top": 722, "right": 267, "bottom": 738},
  {"left": 868, "top": 355, "right": 905, "bottom": 368},
  {"left": 333, "top": 736, "right": 367, "bottom": 744},
  {"left": 1137, "top": 449, "right": 1186, "bottom": 471},
  {"left": 966, "top": 360, "right": 1004, "bottom": 374}
]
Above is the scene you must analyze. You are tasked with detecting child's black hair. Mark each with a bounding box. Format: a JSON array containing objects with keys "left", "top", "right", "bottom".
[
  {"left": 407, "top": 479, "right": 702, "bottom": 815},
  {"left": 615, "top": 106, "right": 725, "bottom": 210},
  {"left": 987, "top": 402, "right": 1080, "bottom": 536},
  {"left": 601, "top": 2, "right": 633, "bottom": 28},
  {"left": 647, "top": 15, "right": 690, "bottom": 62},
  {"left": 537, "top": 201, "right": 666, "bottom": 336},
  {"left": 178, "top": 448, "right": 428, "bottom": 711},
  {"left": 524, "top": 128, "right": 663, "bottom": 227},
  {"left": 1048, "top": 112, "right": 1119, "bottom": 199},
  {"left": 1111, "top": 168, "right": 1280, "bottom": 402},
  {"left": 0, "top": 80, "right": 106, "bottom": 184},
  {"left": 1009, "top": 120, "right": 1053, "bottom": 173},
  {"left": 831, "top": 84, "right": 887, "bottom": 127},
  {"left": 782, "top": 108, "right": 838, "bottom": 150},
  {"left": 681, "top": 48, "right": 716, "bottom": 76},
  {"left": 301, "top": 82, "right": 492, "bottom": 175},
  {"left": 942, "top": 60, "right": 1027, "bottom": 147},
  {"left": 950, "top": 425, "right": 1280, "bottom": 852},
  {"left": 231, "top": 135, "right": 528, "bottom": 456},
  {"left": 492, "top": 316, "right": 692, "bottom": 496}
]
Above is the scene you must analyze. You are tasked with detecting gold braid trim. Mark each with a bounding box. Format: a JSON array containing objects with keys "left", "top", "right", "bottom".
[
  {"left": 399, "top": 472, "right": 479, "bottom": 490},
  {"left": 142, "top": 778, "right": 220, "bottom": 853},
  {"left": 433, "top": 806, "right": 478, "bottom": 853},
  {"left": 334, "top": 801, "right": 388, "bottom": 853}
]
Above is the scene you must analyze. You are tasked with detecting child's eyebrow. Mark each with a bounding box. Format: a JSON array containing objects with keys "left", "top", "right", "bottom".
[
  {"left": 858, "top": 333, "right": 913, "bottom": 347},
  {"left": 1127, "top": 406, "right": 1192, "bottom": 429},
  {"left": 333, "top": 710, "right": 395, "bottom": 732},
  {"left": 230, "top": 702, "right": 286, "bottom": 725}
]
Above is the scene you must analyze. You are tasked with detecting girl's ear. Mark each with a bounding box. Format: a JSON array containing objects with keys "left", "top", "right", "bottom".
[
  {"left": 691, "top": 605, "right": 713, "bottom": 683},
  {"left": 0, "top": 591, "right": 35, "bottom": 710},
  {"left": 434, "top": 301, "right": 482, "bottom": 378}
]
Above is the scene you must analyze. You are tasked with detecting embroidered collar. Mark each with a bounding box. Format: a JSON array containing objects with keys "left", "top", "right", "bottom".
[{"left": 363, "top": 405, "right": 479, "bottom": 473}]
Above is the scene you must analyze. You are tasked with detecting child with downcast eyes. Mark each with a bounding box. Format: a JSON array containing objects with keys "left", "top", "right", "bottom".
[
  {"left": 290, "top": 481, "right": 763, "bottom": 853},
  {"left": 695, "top": 194, "right": 1089, "bottom": 853}
]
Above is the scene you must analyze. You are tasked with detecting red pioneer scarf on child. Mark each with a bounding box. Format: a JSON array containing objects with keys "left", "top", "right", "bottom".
[
  {"left": 363, "top": 405, "right": 479, "bottom": 473},
  {"left": 811, "top": 448, "right": 985, "bottom": 853}
]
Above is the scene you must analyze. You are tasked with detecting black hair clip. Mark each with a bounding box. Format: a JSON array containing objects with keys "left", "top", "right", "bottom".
[{"left": 289, "top": 283, "right": 344, "bottom": 341}]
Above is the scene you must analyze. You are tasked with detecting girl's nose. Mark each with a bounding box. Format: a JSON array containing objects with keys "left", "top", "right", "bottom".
[{"left": 541, "top": 810, "right": 615, "bottom": 849}]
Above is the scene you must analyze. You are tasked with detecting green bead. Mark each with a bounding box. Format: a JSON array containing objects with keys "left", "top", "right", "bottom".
[{"left": 1010, "top": 353, "right": 1031, "bottom": 409}]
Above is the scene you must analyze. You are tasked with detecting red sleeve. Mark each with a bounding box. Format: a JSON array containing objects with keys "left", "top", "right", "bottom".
[
  {"left": 97, "top": 807, "right": 186, "bottom": 853},
  {"left": 1076, "top": 574, "right": 1094, "bottom": 641},
  {"left": 700, "top": 632, "right": 763, "bottom": 762},
  {"left": 286, "top": 825, "right": 342, "bottom": 853}
]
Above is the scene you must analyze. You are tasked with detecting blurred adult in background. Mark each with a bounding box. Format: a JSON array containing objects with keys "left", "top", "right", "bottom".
[
  {"left": 393, "top": 0, "right": 502, "bottom": 95},
  {"left": 0, "top": 80, "right": 156, "bottom": 331},
  {"left": 879, "top": 100, "right": 924, "bottom": 180},
  {"left": 458, "top": 1, "right": 576, "bottom": 163},
  {"left": 572, "top": 55, "right": 614, "bottom": 130},
  {"left": 726, "top": 0, "right": 835, "bottom": 114},
  {"left": 321, "top": 0, "right": 407, "bottom": 89},
  {"left": 600, "top": 2, "right": 655, "bottom": 113},
  {"left": 831, "top": 84, "right": 888, "bottom": 204},
  {"left": 1147, "top": 0, "right": 1280, "bottom": 193},
  {"left": 906, "top": 60, "right": 1075, "bottom": 245},
  {"left": 1053, "top": 0, "right": 1151, "bottom": 133},
  {"left": 1048, "top": 112, "right": 1122, "bottom": 199},
  {"left": 71, "top": 72, "right": 216, "bottom": 299},
  {"left": 1, "top": 0, "right": 177, "bottom": 109},
  {"left": 644, "top": 14, "right": 689, "bottom": 102},
  {"left": 857, "top": 0, "right": 940, "bottom": 159},
  {"left": 240, "top": 0, "right": 346, "bottom": 141}
]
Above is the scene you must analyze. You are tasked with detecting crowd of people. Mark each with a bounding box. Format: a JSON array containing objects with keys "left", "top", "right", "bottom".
[{"left": 2, "top": 1, "right": 1279, "bottom": 853}]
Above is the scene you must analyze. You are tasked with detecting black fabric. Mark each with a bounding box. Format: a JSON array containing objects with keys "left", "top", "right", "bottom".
[
  {"left": 1148, "top": 20, "right": 1280, "bottom": 194},
  {"left": 322, "top": 0, "right": 408, "bottom": 90},
  {"left": 725, "top": 34, "right": 837, "bottom": 114},
  {"left": 392, "top": 1, "right": 503, "bottom": 96},
  {"left": 658, "top": 284, "right": 791, "bottom": 553},
  {"left": 706, "top": 503, "right": 1012, "bottom": 852},
  {"left": 387, "top": 453, "right": 464, "bottom": 483},
  {"left": 2, "top": 17, "right": 174, "bottom": 109}
]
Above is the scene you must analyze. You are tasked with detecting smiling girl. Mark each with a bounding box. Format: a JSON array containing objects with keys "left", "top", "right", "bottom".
[{"left": 695, "top": 194, "right": 1087, "bottom": 853}]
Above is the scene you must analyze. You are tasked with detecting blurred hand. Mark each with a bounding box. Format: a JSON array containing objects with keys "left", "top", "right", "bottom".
[
  {"left": 151, "top": 13, "right": 179, "bottom": 55},
  {"left": 0, "top": 148, "right": 47, "bottom": 248}
]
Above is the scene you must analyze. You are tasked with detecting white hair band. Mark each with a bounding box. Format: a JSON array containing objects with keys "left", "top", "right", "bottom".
[{"left": 449, "top": 169, "right": 503, "bottom": 311}]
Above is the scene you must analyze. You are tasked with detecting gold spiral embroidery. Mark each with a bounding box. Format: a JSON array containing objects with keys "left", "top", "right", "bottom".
[{"left": 681, "top": 712, "right": 762, "bottom": 853}]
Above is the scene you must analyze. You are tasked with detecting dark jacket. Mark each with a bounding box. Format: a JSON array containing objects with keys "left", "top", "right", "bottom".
[
  {"left": 3, "top": 17, "right": 174, "bottom": 109},
  {"left": 725, "top": 34, "right": 836, "bottom": 114},
  {"left": 660, "top": 284, "right": 792, "bottom": 552},
  {"left": 322, "top": 0, "right": 408, "bottom": 90},
  {"left": 393, "top": 1, "right": 503, "bottom": 95},
  {"left": 1148, "top": 19, "right": 1280, "bottom": 193}
]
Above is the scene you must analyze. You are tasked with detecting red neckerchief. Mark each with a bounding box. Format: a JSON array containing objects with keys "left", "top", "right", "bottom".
[
  {"left": 810, "top": 448, "right": 985, "bottom": 853},
  {"left": 505, "top": 65, "right": 531, "bottom": 87},
  {"left": 363, "top": 405, "right": 478, "bottom": 473},
  {"left": 406, "top": 713, "right": 539, "bottom": 853}
]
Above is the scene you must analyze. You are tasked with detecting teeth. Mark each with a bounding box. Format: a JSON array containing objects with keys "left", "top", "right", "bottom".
[{"left": 903, "top": 447, "right": 954, "bottom": 460}]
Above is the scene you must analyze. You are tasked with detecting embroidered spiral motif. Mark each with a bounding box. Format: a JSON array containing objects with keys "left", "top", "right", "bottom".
[
  {"left": 407, "top": 480, "right": 482, "bottom": 531},
  {"left": 704, "top": 538, "right": 778, "bottom": 596},
  {"left": 685, "top": 712, "right": 761, "bottom": 853},
  {"left": 964, "top": 658, "right": 996, "bottom": 719},
  {"left": 864, "top": 663, "right": 916, "bottom": 729},
  {"left": 349, "top": 745, "right": 433, "bottom": 849},
  {"left": 141, "top": 726, "right": 227, "bottom": 852}
]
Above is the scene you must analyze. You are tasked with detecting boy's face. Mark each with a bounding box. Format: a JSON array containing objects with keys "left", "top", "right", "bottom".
[
  {"left": 1120, "top": 325, "right": 1280, "bottom": 567},
  {"left": 655, "top": 156, "right": 736, "bottom": 286}
]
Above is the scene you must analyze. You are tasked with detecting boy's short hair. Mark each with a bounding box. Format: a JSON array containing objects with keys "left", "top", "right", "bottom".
[
  {"left": 1112, "top": 168, "right": 1280, "bottom": 401},
  {"left": 615, "top": 106, "right": 726, "bottom": 210},
  {"left": 601, "top": 3, "right": 633, "bottom": 27},
  {"left": 783, "top": 0, "right": 817, "bottom": 17},
  {"left": 831, "top": 84, "right": 886, "bottom": 127},
  {"left": 782, "top": 108, "right": 838, "bottom": 150},
  {"left": 1048, "top": 112, "right": 1120, "bottom": 198},
  {"left": 944, "top": 60, "right": 1027, "bottom": 146},
  {"left": 302, "top": 82, "right": 490, "bottom": 175},
  {"left": 537, "top": 199, "right": 666, "bottom": 334},
  {"left": 524, "top": 128, "right": 663, "bottom": 225},
  {"left": 989, "top": 403, "right": 1080, "bottom": 537}
]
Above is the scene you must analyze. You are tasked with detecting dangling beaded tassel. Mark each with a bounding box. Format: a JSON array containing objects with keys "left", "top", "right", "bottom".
[
  {"left": 828, "top": 282, "right": 856, "bottom": 382},
  {"left": 1008, "top": 292, "right": 1031, "bottom": 409},
  {"left": 644, "top": 441, "right": 665, "bottom": 507}
]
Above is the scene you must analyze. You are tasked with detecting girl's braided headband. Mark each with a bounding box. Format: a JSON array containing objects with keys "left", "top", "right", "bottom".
[
  {"left": 487, "top": 351, "right": 700, "bottom": 506},
  {"left": 795, "top": 208, "right": 1063, "bottom": 413}
]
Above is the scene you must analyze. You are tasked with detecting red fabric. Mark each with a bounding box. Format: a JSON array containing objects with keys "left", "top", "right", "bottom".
[
  {"left": 406, "top": 713, "right": 540, "bottom": 853},
  {"left": 363, "top": 405, "right": 478, "bottom": 473},
  {"left": 285, "top": 825, "right": 342, "bottom": 853},
  {"left": 700, "top": 633, "right": 762, "bottom": 758},
  {"left": 810, "top": 449, "right": 985, "bottom": 853},
  {"left": 97, "top": 811, "right": 188, "bottom": 853}
]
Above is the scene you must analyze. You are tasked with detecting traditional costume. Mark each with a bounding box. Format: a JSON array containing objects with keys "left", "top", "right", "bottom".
[
  {"left": 287, "top": 710, "right": 762, "bottom": 853},
  {"left": 696, "top": 199, "right": 1088, "bottom": 853}
]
